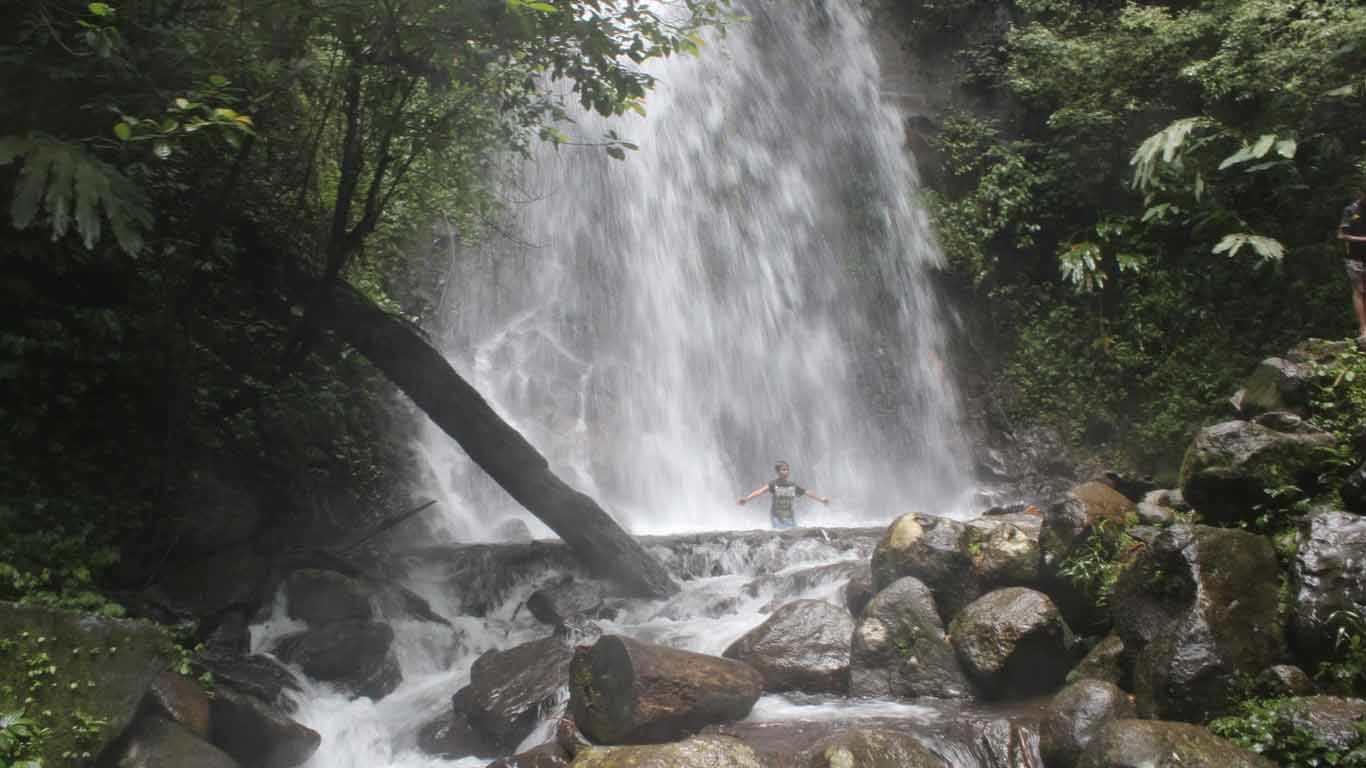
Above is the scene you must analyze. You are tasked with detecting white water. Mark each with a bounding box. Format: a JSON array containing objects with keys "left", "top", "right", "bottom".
[{"left": 414, "top": 0, "right": 974, "bottom": 540}]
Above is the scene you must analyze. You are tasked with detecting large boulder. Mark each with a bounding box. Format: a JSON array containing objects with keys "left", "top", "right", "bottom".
[
  {"left": 949, "top": 587, "right": 1074, "bottom": 699},
  {"left": 145, "top": 671, "right": 212, "bottom": 739},
  {"left": 964, "top": 513, "right": 1043, "bottom": 589},
  {"left": 201, "top": 652, "right": 301, "bottom": 712},
  {"left": 1040, "top": 679, "right": 1135, "bottom": 768},
  {"left": 457, "top": 636, "right": 574, "bottom": 751},
  {"left": 804, "top": 729, "right": 947, "bottom": 768},
  {"left": 870, "top": 513, "right": 980, "bottom": 620},
  {"left": 108, "top": 715, "right": 240, "bottom": 768},
  {"left": 1066, "top": 635, "right": 1128, "bottom": 689},
  {"left": 1179, "top": 419, "right": 1337, "bottom": 525},
  {"left": 1343, "top": 463, "right": 1366, "bottom": 515},
  {"left": 527, "top": 578, "right": 608, "bottom": 627},
  {"left": 1293, "top": 509, "right": 1366, "bottom": 663},
  {"left": 0, "top": 603, "right": 173, "bottom": 766},
  {"left": 416, "top": 711, "right": 496, "bottom": 760},
  {"left": 843, "top": 565, "right": 875, "bottom": 617},
  {"left": 1233, "top": 357, "right": 1311, "bottom": 416},
  {"left": 281, "top": 569, "right": 374, "bottom": 625},
  {"left": 569, "top": 635, "right": 763, "bottom": 744},
  {"left": 1040, "top": 483, "right": 1136, "bottom": 569},
  {"left": 570, "top": 735, "right": 763, "bottom": 767},
  {"left": 1277, "top": 695, "right": 1366, "bottom": 753},
  {"left": 209, "top": 687, "right": 321, "bottom": 768},
  {"left": 1111, "top": 525, "right": 1284, "bottom": 722},
  {"left": 274, "top": 619, "right": 401, "bottom": 700},
  {"left": 723, "top": 599, "right": 853, "bottom": 694},
  {"left": 849, "top": 577, "right": 973, "bottom": 699},
  {"left": 1077, "top": 719, "right": 1276, "bottom": 767}
]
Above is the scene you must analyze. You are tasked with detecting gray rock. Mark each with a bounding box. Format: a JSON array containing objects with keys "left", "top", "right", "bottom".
[
  {"left": 275, "top": 619, "right": 401, "bottom": 700},
  {"left": 724, "top": 599, "right": 854, "bottom": 694},
  {"left": 1343, "top": 462, "right": 1366, "bottom": 515},
  {"left": 416, "top": 711, "right": 496, "bottom": 759},
  {"left": 742, "top": 561, "right": 865, "bottom": 612},
  {"left": 1237, "top": 357, "right": 1310, "bottom": 416},
  {"left": 1040, "top": 482, "right": 1136, "bottom": 570},
  {"left": 111, "top": 715, "right": 241, "bottom": 768},
  {"left": 804, "top": 728, "right": 947, "bottom": 768},
  {"left": 871, "top": 513, "right": 981, "bottom": 621},
  {"left": 1179, "top": 419, "right": 1337, "bottom": 525},
  {"left": 1066, "top": 634, "right": 1128, "bottom": 689},
  {"left": 1077, "top": 719, "right": 1275, "bottom": 767},
  {"left": 457, "top": 636, "right": 573, "bottom": 751},
  {"left": 495, "top": 518, "right": 535, "bottom": 542},
  {"left": 1255, "top": 664, "right": 1314, "bottom": 698},
  {"left": 527, "top": 578, "right": 607, "bottom": 626},
  {"left": 949, "top": 587, "right": 1074, "bottom": 699},
  {"left": 1279, "top": 696, "right": 1366, "bottom": 752},
  {"left": 282, "top": 569, "right": 374, "bottom": 626},
  {"left": 1040, "top": 679, "right": 1135, "bottom": 768},
  {"left": 1112, "top": 525, "right": 1284, "bottom": 722},
  {"left": 1293, "top": 509, "right": 1366, "bottom": 664},
  {"left": 145, "top": 671, "right": 211, "bottom": 739},
  {"left": 849, "top": 577, "right": 972, "bottom": 699},
  {"left": 964, "top": 513, "right": 1043, "bottom": 589},
  {"left": 201, "top": 652, "right": 301, "bottom": 712},
  {"left": 485, "top": 742, "right": 572, "bottom": 767},
  {"left": 1134, "top": 501, "right": 1174, "bottom": 526},
  {"left": 209, "top": 687, "right": 321, "bottom": 768},
  {"left": 571, "top": 735, "right": 763, "bottom": 767},
  {"left": 843, "top": 564, "right": 875, "bottom": 618}
]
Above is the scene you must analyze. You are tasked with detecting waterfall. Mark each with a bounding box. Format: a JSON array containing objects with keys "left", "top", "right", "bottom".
[{"left": 415, "top": 0, "right": 973, "bottom": 539}]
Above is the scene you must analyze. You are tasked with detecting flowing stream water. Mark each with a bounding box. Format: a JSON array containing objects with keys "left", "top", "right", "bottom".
[{"left": 258, "top": 0, "right": 997, "bottom": 764}]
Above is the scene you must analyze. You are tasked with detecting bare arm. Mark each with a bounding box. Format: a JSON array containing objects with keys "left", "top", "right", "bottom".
[
  {"left": 1341, "top": 232, "right": 1366, "bottom": 243},
  {"left": 738, "top": 484, "right": 769, "bottom": 505},
  {"left": 804, "top": 490, "right": 831, "bottom": 505}
]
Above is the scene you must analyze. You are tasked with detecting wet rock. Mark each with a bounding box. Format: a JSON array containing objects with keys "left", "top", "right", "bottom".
[
  {"left": 1236, "top": 357, "right": 1311, "bottom": 416},
  {"left": 553, "top": 614, "right": 604, "bottom": 646},
  {"left": 495, "top": 518, "right": 535, "bottom": 542},
  {"left": 210, "top": 687, "right": 321, "bottom": 768},
  {"left": 486, "top": 742, "right": 572, "bottom": 767},
  {"left": 1100, "top": 471, "right": 1158, "bottom": 503},
  {"left": 1179, "top": 419, "right": 1337, "bottom": 525},
  {"left": 964, "top": 513, "right": 1042, "bottom": 588},
  {"left": 1133, "top": 501, "right": 1174, "bottom": 526},
  {"left": 724, "top": 599, "right": 853, "bottom": 694},
  {"left": 949, "top": 587, "right": 1074, "bottom": 699},
  {"left": 849, "top": 576, "right": 973, "bottom": 699},
  {"left": 571, "top": 735, "right": 763, "bottom": 767},
  {"left": 145, "top": 671, "right": 211, "bottom": 739},
  {"left": 417, "top": 712, "right": 495, "bottom": 759},
  {"left": 275, "top": 619, "right": 401, "bottom": 700},
  {"left": 1255, "top": 664, "right": 1314, "bottom": 697},
  {"left": 110, "top": 715, "right": 240, "bottom": 768},
  {"left": 1111, "top": 525, "right": 1284, "bottom": 722},
  {"left": 282, "top": 568, "right": 375, "bottom": 625},
  {"left": 1343, "top": 463, "right": 1366, "bottom": 515},
  {"left": 570, "top": 635, "right": 763, "bottom": 744},
  {"left": 1076, "top": 719, "right": 1275, "bottom": 767},
  {"left": 527, "top": 578, "right": 606, "bottom": 626},
  {"left": 202, "top": 607, "right": 251, "bottom": 657},
  {"left": 1040, "top": 679, "right": 1135, "bottom": 768},
  {"left": 0, "top": 603, "right": 172, "bottom": 766},
  {"left": 1066, "top": 635, "right": 1128, "bottom": 689},
  {"left": 871, "top": 513, "right": 981, "bottom": 621},
  {"left": 201, "top": 652, "right": 301, "bottom": 712},
  {"left": 742, "top": 561, "right": 865, "bottom": 612},
  {"left": 457, "top": 636, "right": 574, "bottom": 751},
  {"left": 1278, "top": 696, "right": 1366, "bottom": 752},
  {"left": 804, "top": 728, "right": 947, "bottom": 768},
  {"left": 1040, "top": 483, "right": 1135, "bottom": 570},
  {"left": 1293, "top": 509, "right": 1366, "bottom": 664},
  {"left": 843, "top": 564, "right": 875, "bottom": 618}
]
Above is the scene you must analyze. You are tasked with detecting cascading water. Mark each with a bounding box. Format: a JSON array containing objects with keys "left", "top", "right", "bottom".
[
  {"left": 416, "top": 0, "right": 974, "bottom": 538},
  {"left": 264, "top": 3, "right": 1008, "bottom": 766}
]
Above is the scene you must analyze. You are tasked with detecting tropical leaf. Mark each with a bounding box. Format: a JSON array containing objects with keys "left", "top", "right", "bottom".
[{"left": 1212, "top": 233, "right": 1284, "bottom": 263}]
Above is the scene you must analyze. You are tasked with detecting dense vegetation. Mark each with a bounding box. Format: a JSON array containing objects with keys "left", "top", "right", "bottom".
[
  {"left": 883, "top": 0, "right": 1366, "bottom": 477},
  {"left": 0, "top": 0, "right": 730, "bottom": 609}
]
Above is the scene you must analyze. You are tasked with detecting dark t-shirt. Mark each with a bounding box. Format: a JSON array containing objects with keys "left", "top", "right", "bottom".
[
  {"left": 1342, "top": 200, "right": 1366, "bottom": 261},
  {"left": 768, "top": 479, "right": 806, "bottom": 521}
]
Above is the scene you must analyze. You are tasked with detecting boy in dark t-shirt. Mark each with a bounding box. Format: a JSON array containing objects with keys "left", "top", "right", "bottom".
[
  {"left": 1339, "top": 188, "right": 1366, "bottom": 348},
  {"left": 737, "top": 461, "right": 830, "bottom": 529}
]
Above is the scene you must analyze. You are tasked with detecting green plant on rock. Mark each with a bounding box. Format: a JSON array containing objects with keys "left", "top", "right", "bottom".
[
  {"left": 0, "top": 709, "right": 48, "bottom": 768},
  {"left": 1317, "top": 609, "right": 1366, "bottom": 697},
  {"left": 1057, "top": 518, "right": 1133, "bottom": 608},
  {"left": 1209, "top": 697, "right": 1356, "bottom": 767}
]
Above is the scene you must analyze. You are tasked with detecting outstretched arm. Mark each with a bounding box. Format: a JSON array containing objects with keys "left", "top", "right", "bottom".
[
  {"left": 805, "top": 490, "right": 831, "bottom": 505},
  {"left": 1340, "top": 230, "right": 1366, "bottom": 243},
  {"left": 738, "top": 484, "right": 769, "bottom": 505}
]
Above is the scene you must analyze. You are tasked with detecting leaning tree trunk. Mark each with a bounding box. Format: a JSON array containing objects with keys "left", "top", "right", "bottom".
[{"left": 317, "top": 281, "right": 678, "bottom": 598}]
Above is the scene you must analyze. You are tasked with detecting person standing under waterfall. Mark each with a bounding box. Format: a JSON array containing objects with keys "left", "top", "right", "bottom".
[{"left": 737, "top": 461, "right": 830, "bottom": 529}]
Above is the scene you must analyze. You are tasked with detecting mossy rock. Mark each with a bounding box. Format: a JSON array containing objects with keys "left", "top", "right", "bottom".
[
  {"left": 571, "top": 735, "right": 762, "bottom": 767},
  {"left": 1179, "top": 420, "right": 1338, "bottom": 526},
  {"left": 0, "top": 602, "right": 174, "bottom": 767}
]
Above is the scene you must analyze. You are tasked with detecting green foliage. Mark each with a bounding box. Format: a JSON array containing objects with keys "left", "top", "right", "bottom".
[
  {"left": 1306, "top": 348, "right": 1366, "bottom": 449},
  {"left": 0, "top": 709, "right": 48, "bottom": 768},
  {"left": 1057, "top": 518, "right": 1133, "bottom": 608},
  {"left": 1317, "top": 609, "right": 1366, "bottom": 696},
  {"left": 1209, "top": 697, "right": 1366, "bottom": 767}
]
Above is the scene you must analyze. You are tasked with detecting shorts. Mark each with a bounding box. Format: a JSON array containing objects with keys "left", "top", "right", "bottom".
[
  {"left": 771, "top": 514, "right": 796, "bottom": 530},
  {"left": 1346, "top": 259, "right": 1366, "bottom": 293}
]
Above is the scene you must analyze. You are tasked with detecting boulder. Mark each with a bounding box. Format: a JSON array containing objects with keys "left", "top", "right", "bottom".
[
  {"left": 457, "top": 636, "right": 574, "bottom": 751},
  {"left": 495, "top": 518, "right": 535, "bottom": 542},
  {"left": 145, "top": 671, "right": 211, "bottom": 739},
  {"left": 1235, "top": 357, "right": 1311, "bottom": 416},
  {"left": 1111, "top": 525, "right": 1284, "bottom": 722},
  {"left": 1066, "top": 634, "right": 1128, "bottom": 689},
  {"left": 201, "top": 652, "right": 301, "bottom": 711},
  {"left": 1254, "top": 665, "right": 1314, "bottom": 698},
  {"left": 281, "top": 569, "right": 375, "bottom": 625},
  {"left": 570, "top": 735, "right": 763, "bottom": 767},
  {"left": 843, "top": 565, "right": 875, "bottom": 618},
  {"left": 1278, "top": 695, "right": 1366, "bottom": 752},
  {"left": 1040, "top": 679, "right": 1135, "bottom": 768},
  {"left": 1179, "top": 419, "right": 1337, "bottom": 525},
  {"left": 849, "top": 577, "right": 973, "bottom": 699},
  {"left": 416, "top": 711, "right": 495, "bottom": 759},
  {"left": 108, "top": 715, "right": 240, "bottom": 768},
  {"left": 0, "top": 603, "right": 173, "bottom": 766},
  {"left": 210, "top": 687, "right": 321, "bottom": 768},
  {"left": 527, "top": 578, "right": 607, "bottom": 626},
  {"left": 1077, "top": 719, "right": 1276, "bottom": 767},
  {"left": 964, "top": 513, "right": 1043, "bottom": 589},
  {"left": 723, "top": 599, "right": 853, "bottom": 694},
  {"left": 274, "top": 619, "right": 401, "bottom": 700},
  {"left": 1040, "top": 482, "right": 1135, "bottom": 570},
  {"left": 1343, "top": 462, "right": 1366, "bottom": 515},
  {"left": 804, "top": 728, "right": 947, "bottom": 768},
  {"left": 486, "top": 742, "right": 572, "bottom": 767},
  {"left": 569, "top": 635, "right": 763, "bottom": 744},
  {"left": 949, "top": 587, "right": 1074, "bottom": 699},
  {"left": 1293, "top": 509, "right": 1366, "bottom": 664},
  {"left": 870, "top": 513, "right": 980, "bottom": 620}
]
